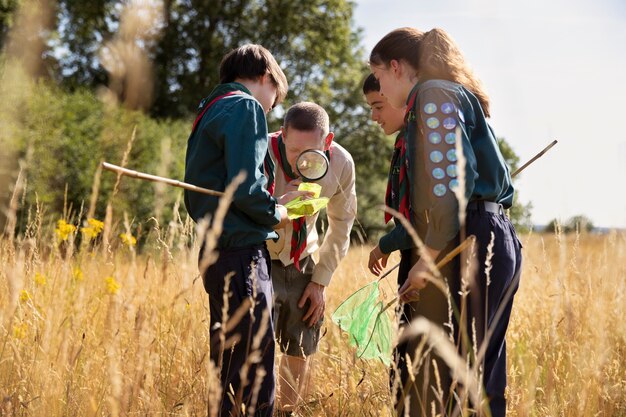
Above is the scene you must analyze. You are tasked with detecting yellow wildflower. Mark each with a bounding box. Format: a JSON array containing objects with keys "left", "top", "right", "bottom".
[
  {"left": 55, "top": 219, "right": 76, "bottom": 241},
  {"left": 19, "top": 289, "right": 31, "bottom": 303},
  {"left": 105, "top": 276, "right": 120, "bottom": 294},
  {"left": 73, "top": 267, "right": 84, "bottom": 282},
  {"left": 81, "top": 218, "right": 104, "bottom": 240},
  {"left": 13, "top": 323, "right": 28, "bottom": 339},
  {"left": 119, "top": 233, "right": 137, "bottom": 247},
  {"left": 34, "top": 272, "right": 47, "bottom": 287}
]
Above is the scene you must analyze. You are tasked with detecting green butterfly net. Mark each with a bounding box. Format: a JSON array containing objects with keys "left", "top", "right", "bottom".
[{"left": 331, "top": 281, "right": 393, "bottom": 365}]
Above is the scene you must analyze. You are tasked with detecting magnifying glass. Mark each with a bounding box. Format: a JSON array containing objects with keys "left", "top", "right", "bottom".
[{"left": 295, "top": 149, "right": 329, "bottom": 181}]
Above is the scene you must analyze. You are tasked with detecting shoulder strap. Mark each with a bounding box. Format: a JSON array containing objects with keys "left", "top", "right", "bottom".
[{"left": 191, "top": 90, "right": 243, "bottom": 134}]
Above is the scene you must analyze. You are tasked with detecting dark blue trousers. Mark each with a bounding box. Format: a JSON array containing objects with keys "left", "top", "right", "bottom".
[
  {"left": 202, "top": 245, "right": 275, "bottom": 417},
  {"left": 391, "top": 207, "right": 522, "bottom": 417},
  {"left": 459, "top": 207, "right": 523, "bottom": 417}
]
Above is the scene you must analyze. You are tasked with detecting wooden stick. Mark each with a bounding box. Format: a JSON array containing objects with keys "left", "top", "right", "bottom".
[
  {"left": 101, "top": 162, "right": 224, "bottom": 197},
  {"left": 511, "top": 139, "right": 558, "bottom": 178}
]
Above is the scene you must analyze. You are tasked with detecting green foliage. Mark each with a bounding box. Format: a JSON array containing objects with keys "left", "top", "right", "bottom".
[
  {"left": 8, "top": 0, "right": 390, "bottom": 241},
  {"left": 0, "top": 0, "right": 19, "bottom": 51},
  {"left": 4, "top": 82, "right": 190, "bottom": 235},
  {"left": 545, "top": 215, "right": 595, "bottom": 234},
  {"left": 497, "top": 137, "right": 533, "bottom": 232},
  {"left": 1, "top": 1, "right": 541, "bottom": 241}
]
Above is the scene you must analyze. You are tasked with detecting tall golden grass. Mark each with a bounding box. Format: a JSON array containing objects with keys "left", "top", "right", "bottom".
[
  {"left": 1, "top": 2, "right": 624, "bottom": 415},
  {"left": 1, "top": 215, "right": 624, "bottom": 416}
]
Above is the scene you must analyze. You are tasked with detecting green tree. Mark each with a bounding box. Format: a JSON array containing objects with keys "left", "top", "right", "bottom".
[
  {"left": 0, "top": 0, "right": 19, "bottom": 51},
  {"left": 31, "top": 0, "right": 391, "bottom": 240},
  {"left": 546, "top": 215, "right": 594, "bottom": 234},
  {"left": 497, "top": 137, "right": 533, "bottom": 232}
]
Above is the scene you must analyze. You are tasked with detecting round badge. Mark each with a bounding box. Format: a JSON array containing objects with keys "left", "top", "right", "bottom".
[
  {"left": 443, "top": 117, "right": 457, "bottom": 130},
  {"left": 444, "top": 132, "right": 456, "bottom": 144},
  {"left": 446, "top": 149, "right": 457, "bottom": 162},
  {"left": 449, "top": 179, "right": 459, "bottom": 190},
  {"left": 432, "top": 167, "right": 445, "bottom": 179},
  {"left": 428, "top": 132, "right": 442, "bottom": 144},
  {"left": 430, "top": 151, "right": 444, "bottom": 163},
  {"left": 433, "top": 184, "right": 447, "bottom": 197},
  {"left": 441, "top": 102, "right": 455, "bottom": 114},
  {"left": 426, "top": 117, "right": 440, "bottom": 129},
  {"left": 424, "top": 103, "right": 437, "bottom": 114},
  {"left": 446, "top": 164, "right": 457, "bottom": 178}
]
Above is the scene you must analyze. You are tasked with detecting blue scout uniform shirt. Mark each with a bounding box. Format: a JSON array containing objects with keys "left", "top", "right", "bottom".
[
  {"left": 184, "top": 82, "right": 281, "bottom": 249},
  {"left": 405, "top": 79, "right": 514, "bottom": 250},
  {"left": 379, "top": 130, "right": 414, "bottom": 254}
]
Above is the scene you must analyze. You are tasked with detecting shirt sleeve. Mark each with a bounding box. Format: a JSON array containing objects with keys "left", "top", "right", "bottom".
[
  {"left": 413, "top": 87, "right": 477, "bottom": 250},
  {"left": 222, "top": 99, "right": 281, "bottom": 226},
  {"left": 378, "top": 221, "right": 414, "bottom": 254},
  {"left": 312, "top": 154, "right": 357, "bottom": 286}
]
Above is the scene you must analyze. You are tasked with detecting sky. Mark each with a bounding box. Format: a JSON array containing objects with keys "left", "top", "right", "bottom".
[{"left": 353, "top": 0, "right": 626, "bottom": 228}]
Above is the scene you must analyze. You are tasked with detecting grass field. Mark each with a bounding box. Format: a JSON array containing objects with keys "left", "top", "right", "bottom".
[{"left": 1, "top": 220, "right": 625, "bottom": 416}]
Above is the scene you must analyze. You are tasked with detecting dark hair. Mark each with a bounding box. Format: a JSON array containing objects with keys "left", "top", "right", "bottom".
[
  {"left": 284, "top": 102, "right": 330, "bottom": 137},
  {"left": 219, "top": 44, "right": 288, "bottom": 105},
  {"left": 362, "top": 73, "right": 380, "bottom": 94},
  {"left": 370, "top": 27, "right": 491, "bottom": 117}
]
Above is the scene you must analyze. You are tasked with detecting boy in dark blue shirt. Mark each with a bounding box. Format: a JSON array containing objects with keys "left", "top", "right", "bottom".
[{"left": 184, "top": 44, "right": 290, "bottom": 417}]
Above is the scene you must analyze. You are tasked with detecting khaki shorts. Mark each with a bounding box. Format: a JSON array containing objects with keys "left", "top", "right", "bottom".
[{"left": 271, "top": 257, "right": 322, "bottom": 357}]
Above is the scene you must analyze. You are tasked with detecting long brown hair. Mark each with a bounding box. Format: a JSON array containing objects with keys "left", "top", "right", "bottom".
[{"left": 370, "top": 27, "right": 491, "bottom": 117}]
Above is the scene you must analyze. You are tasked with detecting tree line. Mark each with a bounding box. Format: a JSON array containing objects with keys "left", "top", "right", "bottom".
[{"left": 0, "top": 0, "right": 532, "bottom": 242}]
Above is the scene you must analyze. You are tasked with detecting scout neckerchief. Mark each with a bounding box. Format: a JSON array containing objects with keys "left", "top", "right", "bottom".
[
  {"left": 383, "top": 87, "right": 418, "bottom": 224},
  {"left": 384, "top": 128, "right": 410, "bottom": 223},
  {"left": 267, "top": 131, "right": 332, "bottom": 271}
]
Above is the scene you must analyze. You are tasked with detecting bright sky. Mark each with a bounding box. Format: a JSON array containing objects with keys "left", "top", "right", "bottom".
[{"left": 354, "top": 0, "right": 626, "bottom": 228}]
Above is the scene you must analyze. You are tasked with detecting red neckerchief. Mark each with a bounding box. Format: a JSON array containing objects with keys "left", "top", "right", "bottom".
[
  {"left": 268, "top": 132, "right": 307, "bottom": 271},
  {"left": 384, "top": 129, "right": 410, "bottom": 223}
]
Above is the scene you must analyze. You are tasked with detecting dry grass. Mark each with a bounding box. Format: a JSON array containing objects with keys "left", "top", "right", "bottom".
[
  {"left": 1, "top": 2, "right": 624, "bottom": 415},
  {"left": 1, "top": 221, "right": 624, "bottom": 416}
]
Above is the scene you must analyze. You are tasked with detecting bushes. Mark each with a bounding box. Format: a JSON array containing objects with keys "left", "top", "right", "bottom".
[{"left": 1, "top": 81, "right": 191, "bottom": 238}]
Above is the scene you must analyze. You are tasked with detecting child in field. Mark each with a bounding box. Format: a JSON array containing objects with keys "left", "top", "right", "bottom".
[
  {"left": 362, "top": 73, "right": 425, "bottom": 406},
  {"left": 184, "top": 44, "right": 292, "bottom": 417},
  {"left": 369, "top": 28, "right": 523, "bottom": 416}
]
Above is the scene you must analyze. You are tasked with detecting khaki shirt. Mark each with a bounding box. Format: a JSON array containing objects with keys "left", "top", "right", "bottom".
[{"left": 267, "top": 141, "right": 357, "bottom": 286}]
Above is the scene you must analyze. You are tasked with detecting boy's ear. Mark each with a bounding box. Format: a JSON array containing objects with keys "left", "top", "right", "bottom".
[
  {"left": 323, "top": 132, "right": 334, "bottom": 150},
  {"left": 261, "top": 72, "right": 273, "bottom": 85},
  {"left": 280, "top": 126, "right": 287, "bottom": 139}
]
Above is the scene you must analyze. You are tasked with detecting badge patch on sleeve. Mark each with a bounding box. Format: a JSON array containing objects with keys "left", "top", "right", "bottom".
[
  {"left": 433, "top": 183, "right": 447, "bottom": 197},
  {"left": 426, "top": 117, "right": 440, "bottom": 129},
  {"left": 424, "top": 103, "right": 437, "bottom": 114},
  {"left": 432, "top": 167, "right": 445, "bottom": 179},
  {"left": 441, "top": 102, "right": 455, "bottom": 114},
  {"left": 428, "top": 132, "right": 442, "bottom": 144},
  {"left": 430, "top": 151, "right": 444, "bottom": 163}
]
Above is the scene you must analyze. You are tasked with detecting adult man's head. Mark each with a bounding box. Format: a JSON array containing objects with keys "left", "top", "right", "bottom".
[
  {"left": 281, "top": 102, "right": 334, "bottom": 174},
  {"left": 362, "top": 73, "right": 405, "bottom": 135}
]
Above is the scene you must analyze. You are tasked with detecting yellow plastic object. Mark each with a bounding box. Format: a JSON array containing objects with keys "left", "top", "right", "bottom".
[
  {"left": 284, "top": 197, "right": 329, "bottom": 219},
  {"left": 283, "top": 182, "right": 327, "bottom": 219},
  {"left": 298, "top": 182, "right": 321, "bottom": 198}
]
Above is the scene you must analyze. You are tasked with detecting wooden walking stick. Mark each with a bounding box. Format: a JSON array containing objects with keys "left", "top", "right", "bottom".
[
  {"left": 101, "top": 162, "right": 224, "bottom": 197},
  {"left": 511, "top": 139, "right": 558, "bottom": 178}
]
